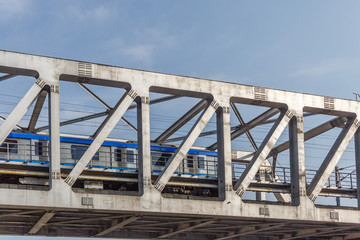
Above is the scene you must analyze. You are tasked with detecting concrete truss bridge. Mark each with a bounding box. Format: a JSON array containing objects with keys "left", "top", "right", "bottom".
[{"left": 0, "top": 50, "right": 359, "bottom": 239}]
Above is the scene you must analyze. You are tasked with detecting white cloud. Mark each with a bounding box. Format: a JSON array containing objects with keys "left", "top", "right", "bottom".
[
  {"left": 137, "top": 28, "right": 176, "bottom": 47},
  {"left": 108, "top": 27, "right": 177, "bottom": 65},
  {"left": 64, "top": 4, "right": 110, "bottom": 21},
  {"left": 0, "top": 0, "right": 31, "bottom": 22},
  {"left": 108, "top": 38, "right": 154, "bottom": 65},
  {"left": 290, "top": 58, "right": 360, "bottom": 77},
  {"left": 88, "top": 6, "right": 109, "bottom": 20},
  {"left": 123, "top": 44, "right": 154, "bottom": 63}
]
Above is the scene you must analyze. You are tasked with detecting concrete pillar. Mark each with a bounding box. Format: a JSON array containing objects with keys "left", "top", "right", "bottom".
[
  {"left": 288, "top": 114, "right": 302, "bottom": 206},
  {"left": 137, "top": 95, "right": 152, "bottom": 195},
  {"left": 217, "top": 105, "right": 233, "bottom": 201},
  {"left": 48, "top": 84, "right": 61, "bottom": 185},
  {"left": 355, "top": 129, "right": 360, "bottom": 209}
]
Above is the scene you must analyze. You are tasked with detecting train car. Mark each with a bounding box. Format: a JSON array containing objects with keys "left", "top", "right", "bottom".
[{"left": 0, "top": 132, "right": 218, "bottom": 178}]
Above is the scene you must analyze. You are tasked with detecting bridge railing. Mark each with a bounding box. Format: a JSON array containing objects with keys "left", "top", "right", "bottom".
[
  {"left": 232, "top": 162, "right": 292, "bottom": 183},
  {"left": 0, "top": 139, "right": 358, "bottom": 190},
  {"left": 305, "top": 168, "right": 357, "bottom": 189},
  {"left": 232, "top": 161, "right": 357, "bottom": 190}
]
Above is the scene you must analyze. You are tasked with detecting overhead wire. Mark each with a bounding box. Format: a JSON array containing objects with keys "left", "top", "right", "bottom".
[{"left": 0, "top": 93, "right": 357, "bottom": 169}]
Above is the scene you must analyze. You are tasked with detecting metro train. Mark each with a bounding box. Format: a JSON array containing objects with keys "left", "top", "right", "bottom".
[{"left": 0, "top": 132, "right": 218, "bottom": 179}]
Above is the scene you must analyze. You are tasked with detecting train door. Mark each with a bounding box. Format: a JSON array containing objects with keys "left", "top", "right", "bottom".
[
  {"left": 184, "top": 154, "right": 195, "bottom": 175},
  {"left": 31, "top": 139, "right": 48, "bottom": 164},
  {"left": 98, "top": 146, "right": 110, "bottom": 169},
  {"left": 196, "top": 155, "right": 207, "bottom": 176},
  {"left": 60, "top": 142, "right": 73, "bottom": 167},
  {"left": 111, "top": 147, "right": 138, "bottom": 171},
  {"left": 112, "top": 147, "right": 124, "bottom": 170},
  {"left": 124, "top": 149, "right": 137, "bottom": 171}
]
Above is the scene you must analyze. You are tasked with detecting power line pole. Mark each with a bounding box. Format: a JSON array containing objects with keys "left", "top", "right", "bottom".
[{"left": 353, "top": 92, "right": 360, "bottom": 101}]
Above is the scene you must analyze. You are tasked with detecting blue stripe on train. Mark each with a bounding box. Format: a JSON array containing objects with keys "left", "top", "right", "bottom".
[
  {"left": 0, "top": 159, "right": 212, "bottom": 177},
  {"left": 0, "top": 158, "right": 137, "bottom": 171},
  {"left": 9, "top": 132, "right": 49, "bottom": 140},
  {"left": 8, "top": 132, "right": 217, "bottom": 157}
]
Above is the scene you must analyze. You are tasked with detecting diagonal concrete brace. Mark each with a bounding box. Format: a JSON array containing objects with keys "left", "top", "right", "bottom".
[
  {"left": 306, "top": 118, "right": 360, "bottom": 201},
  {"left": 154, "top": 100, "right": 219, "bottom": 192},
  {"left": 0, "top": 78, "right": 47, "bottom": 145},
  {"left": 234, "top": 110, "right": 293, "bottom": 197},
  {"left": 64, "top": 89, "right": 138, "bottom": 186}
]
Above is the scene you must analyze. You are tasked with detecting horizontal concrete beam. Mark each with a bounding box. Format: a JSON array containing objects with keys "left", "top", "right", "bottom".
[{"left": 1, "top": 50, "right": 360, "bottom": 114}]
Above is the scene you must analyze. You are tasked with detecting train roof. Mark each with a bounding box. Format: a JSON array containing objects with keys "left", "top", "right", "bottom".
[{"left": 8, "top": 132, "right": 218, "bottom": 156}]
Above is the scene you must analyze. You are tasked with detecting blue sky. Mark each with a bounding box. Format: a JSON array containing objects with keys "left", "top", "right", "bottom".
[
  {"left": 1, "top": 0, "right": 360, "bottom": 239},
  {"left": 2, "top": 0, "right": 360, "bottom": 98}
]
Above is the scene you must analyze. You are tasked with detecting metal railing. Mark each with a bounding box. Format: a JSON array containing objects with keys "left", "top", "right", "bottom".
[
  {"left": 232, "top": 162, "right": 291, "bottom": 183},
  {"left": 306, "top": 167, "right": 357, "bottom": 189},
  {"left": 0, "top": 141, "right": 49, "bottom": 164},
  {"left": 0, "top": 140, "right": 358, "bottom": 189}
]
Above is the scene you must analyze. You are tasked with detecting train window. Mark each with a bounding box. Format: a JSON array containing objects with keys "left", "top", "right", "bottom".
[
  {"left": 187, "top": 156, "right": 194, "bottom": 168},
  {"left": 198, "top": 156, "right": 205, "bottom": 169},
  {"left": 0, "top": 140, "right": 18, "bottom": 154},
  {"left": 35, "top": 142, "right": 43, "bottom": 156},
  {"left": 126, "top": 150, "right": 134, "bottom": 163},
  {"left": 71, "top": 145, "right": 99, "bottom": 160},
  {"left": 115, "top": 149, "right": 122, "bottom": 162},
  {"left": 155, "top": 153, "right": 172, "bottom": 166}
]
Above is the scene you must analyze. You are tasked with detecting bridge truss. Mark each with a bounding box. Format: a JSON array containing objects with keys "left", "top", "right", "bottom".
[{"left": 0, "top": 50, "right": 360, "bottom": 239}]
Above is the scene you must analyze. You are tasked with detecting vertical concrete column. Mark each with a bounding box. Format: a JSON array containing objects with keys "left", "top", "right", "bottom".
[
  {"left": 48, "top": 83, "right": 61, "bottom": 186},
  {"left": 355, "top": 129, "right": 360, "bottom": 209},
  {"left": 289, "top": 113, "right": 299, "bottom": 205},
  {"left": 137, "top": 94, "right": 152, "bottom": 195},
  {"left": 217, "top": 104, "right": 233, "bottom": 201},
  {"left": 289, "top": 111, "right": 306, "bottom": 206}
]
